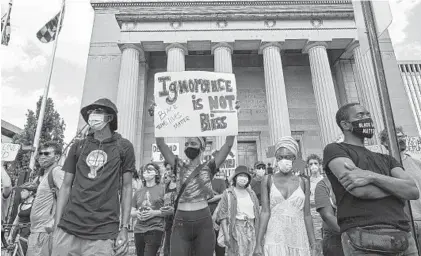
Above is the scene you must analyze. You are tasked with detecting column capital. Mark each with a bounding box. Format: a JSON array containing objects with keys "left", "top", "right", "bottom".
[
  {"left": 339, "top": 40, "right": 360, "bottom": 60},
  {"left": 346, "top": 40, "right": 360, "bottom": 53},
  {"left": 211, "top": 42, "right": 233, "bottom": 54},
  {"left": 258, "top": 42, "right": 283, "bottom": 54},
  {"left": 118, "top": 43, "right": 143, "bottom": 53},
  {"left": 302, "top": 41, "right": 328, "bottom": 54},
  {"left": 165, "top": 43, "right": 188, "bottom": 55}
]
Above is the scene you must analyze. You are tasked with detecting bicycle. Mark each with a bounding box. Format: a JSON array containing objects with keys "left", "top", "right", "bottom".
[{"left": 2, "top": 223, "right": 30, "bottom": 256}]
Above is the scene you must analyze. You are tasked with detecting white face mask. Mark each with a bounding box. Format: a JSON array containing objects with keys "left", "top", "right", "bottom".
[
  {"left": 277, "top": 159, "right": 293, "bottom": 174},
  {"left": 143, "top": 171, "right": 156, "bottom": 181},
  {"left": 236, "top": 176, "right": 249, "bottom": 187},
  {"left": 310, "top": 165, "right": 319, "bottom": 174},
  {"left": 88, "top": 113, "right": 109, "bottom": 131},
  {"left": 255, "top": 168, "right": 265, "bottom": 177}
]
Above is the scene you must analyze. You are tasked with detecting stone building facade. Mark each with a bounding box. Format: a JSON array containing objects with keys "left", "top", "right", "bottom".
[{"left": 79, "top": 0, "right": 419, "bottom": 168}]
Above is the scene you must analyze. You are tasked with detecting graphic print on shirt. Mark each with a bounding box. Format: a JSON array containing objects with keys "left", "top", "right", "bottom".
[{"left": 86, "top": 150, "right": 108, "bottom": 179}]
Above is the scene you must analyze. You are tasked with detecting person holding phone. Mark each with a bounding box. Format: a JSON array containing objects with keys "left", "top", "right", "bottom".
[{"left": 131, "top": 163, "right": 165, "bottom": 256}]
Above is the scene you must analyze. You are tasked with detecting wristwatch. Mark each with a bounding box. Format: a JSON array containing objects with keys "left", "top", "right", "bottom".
[{"left": 120, "top": 224, "right": 129, "bottom": 230}]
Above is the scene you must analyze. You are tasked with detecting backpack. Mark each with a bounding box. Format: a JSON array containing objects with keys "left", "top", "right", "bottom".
[
  {"left": 74, "top": 138, "right": 126, "bottom": 202},
  {"left": 47, "top": 166, "right": 61, "bottom": 214}
]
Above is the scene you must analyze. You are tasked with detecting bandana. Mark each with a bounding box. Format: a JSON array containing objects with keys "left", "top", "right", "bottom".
[{"left": 274, "top": 136, "right": 299, "bottom": 157}]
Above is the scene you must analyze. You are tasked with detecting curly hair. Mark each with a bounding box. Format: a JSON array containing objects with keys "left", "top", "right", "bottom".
[
  {"left": 306, "top": 154, "right": 322, "bottom": 165},
  {"left": 141, "top": 163, "right": 161, "bottom": 186},
  {"left": 380, "top": 126, "right": 404, "bottom": 146}
]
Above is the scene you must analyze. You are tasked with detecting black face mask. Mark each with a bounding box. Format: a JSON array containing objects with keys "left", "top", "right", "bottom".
[
  {"left": 351, "top": 118, "right": 375, "bottom": 138},
  {"left": 398, "top": 139, "right": 407, "bottom": 151},
  {"left": 185, "top": 147, "right": 200, "bottom": 160}
]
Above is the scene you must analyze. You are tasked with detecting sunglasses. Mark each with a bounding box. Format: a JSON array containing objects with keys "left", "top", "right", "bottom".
[
  {"left": 275, "top": 155, "right": 296, "bottom": 161},
  {"left": 87, "top": 108, "right": 106, "bottom": 115},
  {"left": 39, "top": 151, "right": 53, "bottom": 157}
]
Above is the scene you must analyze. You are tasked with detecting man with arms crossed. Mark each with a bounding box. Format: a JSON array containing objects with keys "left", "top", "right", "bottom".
[
  {"left": 52, "top": 98, "right": 136, "bottom": 256},
  {"left": 323, "top": 103, "right": 419, "bottom": 255}
]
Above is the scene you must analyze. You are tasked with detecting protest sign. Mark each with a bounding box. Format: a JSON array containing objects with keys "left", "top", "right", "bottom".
[
  {"left": 407, "top": 136, "right": 421, "bottom": 161},
  {"left": 1, "top": 143, "right": 21, "bottom": 161},
  {"left": 204, "top": 150, "right": 236, "bottom": 178},
  {"left": 154, "top": 71, "right": 238, "bottom": 137},
  {"left": 152, "top": 143, "right": 179, "bottom": 162}
]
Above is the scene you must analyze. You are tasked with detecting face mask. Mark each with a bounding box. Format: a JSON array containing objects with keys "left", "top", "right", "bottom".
[
  {"left": 38, "top": 157, "right": 55, "bottom": 168},
  {"left": 350, "top": 118, "right": 375, "bottom": 138},
  {"left": 277, "top": 159, "right": 293, "bottom": 174},
  {"left": 88, "top": 113, "right": 109, "bottom": 131},
  {"left": 310, "top": 165, "right": 319, "bottom": 174},
  {"left": 398, "top": 139, "right": 407, "bottom": 152},
  {"left": 236, "top": 176, "right": 249, "bottom": 187},
  {"left": 256, "top": 168, "right": 265, "bottom": 177},
  {"left": 143, "top": 171, "right": 156, "bottom": 181},
  {"left": 184, "top": 147, "right": 200, "bottom": 160}
]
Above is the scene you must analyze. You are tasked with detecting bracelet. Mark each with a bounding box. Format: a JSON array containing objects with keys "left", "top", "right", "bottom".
[{"left": 120, "top": 224, "right": 129, "bottom": 230}]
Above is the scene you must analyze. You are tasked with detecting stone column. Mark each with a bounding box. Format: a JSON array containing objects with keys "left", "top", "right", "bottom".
[
  {"left": 165, "top": 43, "right": 187, "bottom": 158},
  {"left": 166, "top": 43, "right": 187, "bottom": 72},
  {"left": 260, "top": 42, "right": 291, "bottom": 145},
  {"left": 212, "top": 42, "right": 236, "bottom": 152},
  {"left": 135, "top": 60, "right": 148, "bottom": 170},
  {"left": 350, "top": 43, "right": 384, "bottom": 145},
  {"left": 116, "top": 44, "right": 142, "bottom": 144},
  {"left": 303, "top": 42, "right": 341, "bottom": 146}
]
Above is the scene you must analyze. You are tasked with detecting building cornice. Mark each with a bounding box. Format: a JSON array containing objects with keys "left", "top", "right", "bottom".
[
  {"left": 116, "top": 12, "right": 353, "bottom": 24},
  {"left": 92, "top": 0, "right": 352, "bottom": 8},
  {"left": 93, "top": 1, "right": 353, "bottom": 23}
]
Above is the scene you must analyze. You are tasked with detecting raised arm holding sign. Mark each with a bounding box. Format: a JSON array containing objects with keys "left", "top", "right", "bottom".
[{"left": 148, "top": 71, "right": 239, "bottom": 256}]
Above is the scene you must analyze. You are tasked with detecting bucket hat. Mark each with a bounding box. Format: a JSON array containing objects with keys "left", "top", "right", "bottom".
[{"left": 80, "top": 98, "right": 118, "bottom": 131}]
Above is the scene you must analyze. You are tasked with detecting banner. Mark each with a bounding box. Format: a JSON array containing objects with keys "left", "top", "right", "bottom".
[
  {"left": 154, "top": 71, "right": 238, "bottom": 137},
  {"left": 1, "top": 143, "right": 21, "bottom": 161},
  {"left": 152, "top": 143, "right": 179, "bottom": 162}
]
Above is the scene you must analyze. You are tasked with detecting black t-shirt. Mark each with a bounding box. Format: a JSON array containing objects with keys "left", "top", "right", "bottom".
[
  {"left": 323, "top": 142, "right": 409, "bottom": 232},
  {"left": 59, "top": 133, "right": 136, "bottom": 240}
]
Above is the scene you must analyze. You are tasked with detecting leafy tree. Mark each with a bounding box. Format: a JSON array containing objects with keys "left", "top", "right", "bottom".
[{"left": 9, "top": 96, "right": 66, "bottom": 181}]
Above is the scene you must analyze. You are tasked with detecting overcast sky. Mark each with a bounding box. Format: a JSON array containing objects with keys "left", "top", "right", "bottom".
[{"left": 1, "top": 0, "right": 421, "bottom": 143}]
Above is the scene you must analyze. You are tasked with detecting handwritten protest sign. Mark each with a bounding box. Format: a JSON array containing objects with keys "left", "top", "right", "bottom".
[
  {"left": 152, "top": 143, "right": 179, "bottom": 162},
  {"left": 407, "top": 136, "right": 421, "bottom": 161},
  {"left": 154, "top": 71, "right": 238, "bottom": 137},
  {"left": 1, "top": 143, "right": 21, "bottom": 161},
  {"left": 204, "top": 150, "right": 236, "bottom": 178}
]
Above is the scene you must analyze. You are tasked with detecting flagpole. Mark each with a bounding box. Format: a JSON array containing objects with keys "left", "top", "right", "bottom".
[
  {"left": 29, "top": 0, "right": 66, "bottom": 170},
  {"left": 1, "top": 0, "right": 13, "bottom": 43},
  {"left": 361, "top": 0, "right": 419, "bottom": 252}
]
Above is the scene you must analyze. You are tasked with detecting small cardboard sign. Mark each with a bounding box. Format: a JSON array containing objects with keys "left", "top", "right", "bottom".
[
  {"left": 204, "top": 150, "right": 236, "bottom": 178},
  {"left": 152, "top": 143, "right": 179, "bottom": 162},
  {"left": 1, "top": 143, "right": 21, "bottom": 162}
]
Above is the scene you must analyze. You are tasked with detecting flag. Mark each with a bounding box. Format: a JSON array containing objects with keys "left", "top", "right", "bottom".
[
  {"left": 36, "top": 4, "right": 65, "bottom": 43},
  {"left": 1, "top": 12, "right": 11, "bottom": 46},
  {"left": 352, "top": 0, "right": 393, "bottom": 55}
]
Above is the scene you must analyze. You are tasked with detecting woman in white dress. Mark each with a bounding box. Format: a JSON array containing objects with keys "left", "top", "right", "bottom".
[{"left": 254, "top": 136, "right": 316, "bottom": 256}]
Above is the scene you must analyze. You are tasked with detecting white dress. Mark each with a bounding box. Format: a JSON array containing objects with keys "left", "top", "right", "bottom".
[{"left": 264, "top": 183, "right": 311, "bottom": 256}]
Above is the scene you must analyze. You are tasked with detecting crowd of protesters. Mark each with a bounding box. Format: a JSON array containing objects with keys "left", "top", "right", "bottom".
[{"left": 1, "top": 98, "right": 421, "bottom": 256}]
